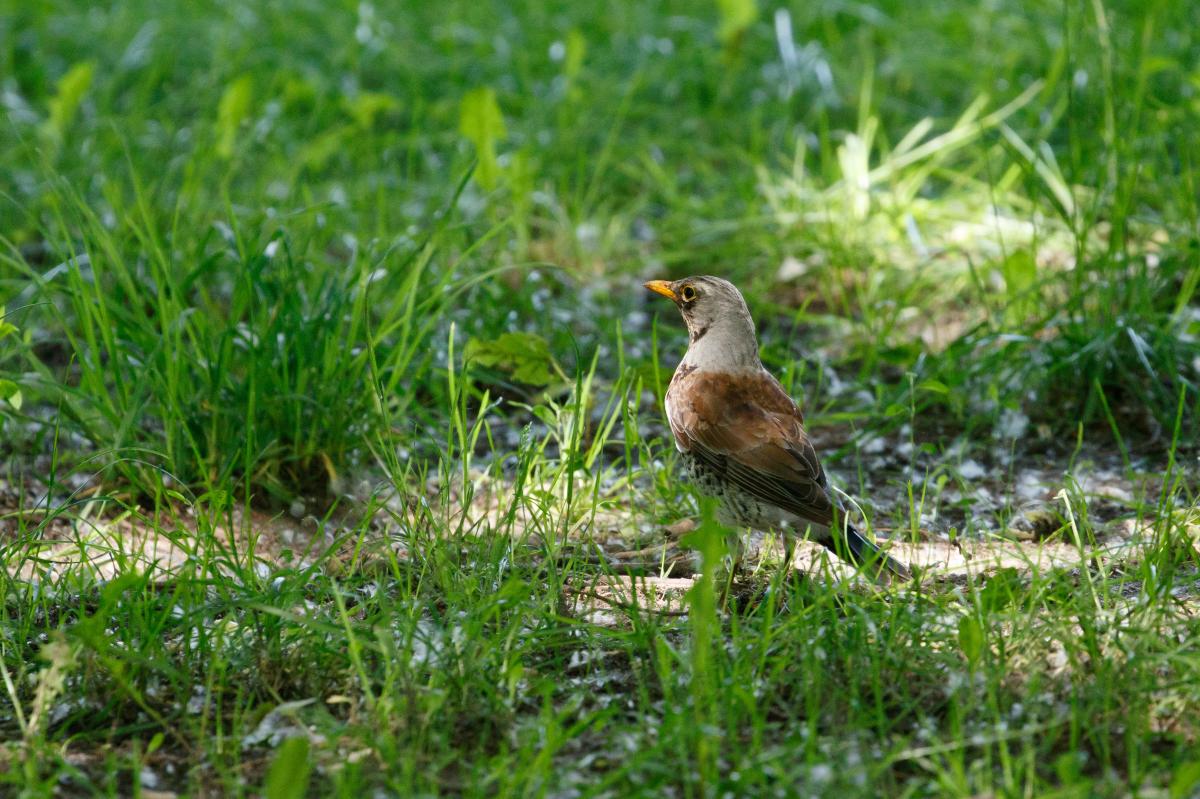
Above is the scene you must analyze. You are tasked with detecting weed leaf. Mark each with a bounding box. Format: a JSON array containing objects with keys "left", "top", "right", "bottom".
[
  {"left": 459, "top": 87, "right": 506, "bottom": 190},
  {"left": 264, "top": 736, "right": 312, "bottom": 799},
  {"left": 0, "top": 307, "right": 18, "bottom": 341},
  {"left": 216, "top": 75, "right": 254, "bottom": 158},
  {"left": 345, "top": 91, "right": 400, "bottom": 129},
  {"left": 465, "top": 332, "right": 556, "bottom": 386},
  {"left": 564, "top": 30, "right": 587, "bottom": 81},
  {"left": 1171, "top": 761, "right": 1200, "bottom": 799},
  {"left": 0, "top": 380, "right": 22, "bottom": 411},
  {"left": 958, "top": 615, "right": 984, "bottom": 667},
  {"left": 1000, "top": 249, "right": 1038, "bottom": 326},
  {"left": 41, "top": 61, "right": 95, "bottom": 142},
  {"left": 716, "top": 0, "right": 757, "bottom": 45}
]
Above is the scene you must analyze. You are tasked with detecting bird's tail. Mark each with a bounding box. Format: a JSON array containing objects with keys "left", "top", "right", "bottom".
[{"left": 840, "top": 524, "right": 911, "bottom": 580}]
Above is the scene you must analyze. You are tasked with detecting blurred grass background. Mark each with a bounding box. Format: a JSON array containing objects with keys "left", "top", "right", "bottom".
[
  {"left": 3, "top": 0, "right": 1196, "bottom": 500},
  {"left": 2, "top": 0, "right": 1199, "bottom": 795}
]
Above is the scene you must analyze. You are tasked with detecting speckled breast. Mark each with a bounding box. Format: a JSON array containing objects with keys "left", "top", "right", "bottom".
[{"left": 679, "top": 450, "right": 781, "bottom": 530}]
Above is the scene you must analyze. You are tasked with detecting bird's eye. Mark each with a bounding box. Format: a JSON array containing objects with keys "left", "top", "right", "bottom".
[{"left": 680, "top": 285, "right": 697, "bottom": 302}]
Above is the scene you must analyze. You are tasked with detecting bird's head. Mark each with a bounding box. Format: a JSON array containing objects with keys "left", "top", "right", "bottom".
[{"left": 643, "top": 275, "right": 755, "bottom": 347}]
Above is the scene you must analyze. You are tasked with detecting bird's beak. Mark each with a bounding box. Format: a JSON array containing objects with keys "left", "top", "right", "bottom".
[{"left": 643, "top": 280, "right": 677, "bottom": 301}]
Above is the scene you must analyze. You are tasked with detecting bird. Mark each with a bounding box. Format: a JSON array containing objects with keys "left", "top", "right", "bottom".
[{"left": 643, "top": 275, "right": 909, "bottom": 581}]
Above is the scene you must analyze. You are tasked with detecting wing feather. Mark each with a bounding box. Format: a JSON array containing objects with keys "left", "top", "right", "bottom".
[{"left": 666, "top": 368, "right": 836, "bottom": 527}]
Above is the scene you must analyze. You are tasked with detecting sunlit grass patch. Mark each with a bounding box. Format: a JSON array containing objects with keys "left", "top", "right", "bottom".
[
  {"left": 5, "top": 446, "right": 1194, "bottom": 794},
  {"left": 754, "top": 75, "right": 1197, "bottom": 440}
]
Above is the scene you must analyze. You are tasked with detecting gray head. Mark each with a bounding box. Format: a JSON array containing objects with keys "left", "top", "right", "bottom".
[{"left": 643, "top": 275, "right": 760, "bottom": 368}]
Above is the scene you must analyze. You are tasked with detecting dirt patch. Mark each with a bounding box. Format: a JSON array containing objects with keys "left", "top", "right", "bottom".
[
  {"left": 5, "top": 443, "right": 1196, "bottom": 612},
  {"left": 4, "top": 500, "right": 340, "bottom": 586}
]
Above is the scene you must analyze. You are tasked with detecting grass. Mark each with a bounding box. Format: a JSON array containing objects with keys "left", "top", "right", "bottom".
[{"left": 2, "top": 0, "right": 1199, "bottom": 795}]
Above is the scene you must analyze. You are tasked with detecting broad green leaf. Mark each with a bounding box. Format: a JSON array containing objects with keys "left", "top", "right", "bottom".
[
  {"left": 299, "top": 126, "right": 352, "bottom": 171},
  {"left": 1000, "top": 249, "right": 1037, "bottom": 326},
  {"left": 1054, "top": 752, "right": 1081, "bottom": 785},
  {"left": 465, "top": 332, "right": 556, "bottom": 386},
  {"left": 1171, "top": 761, "right": 1200, "bottom": 799},
  {"left": 957, "top": 614, "right": 983, "bottom": 666},
  {"left": 0, "top": 307, "right": 17, "bottom": 341},
  {"left": 42, "top": 61, "right": 95, "bottom": 141},
  {"left": 459, "top": 88, "right": 506, "bottom": 144},
  {"left": 0, "top": 380, "right": 21, "bottom": 411},
  {"left": 345, "top": 91, "right": 400, "bottom": 129},
  {"left": 281, "top": 76, "right": 318, "bottom": 109},
  {"left": 716, "top": 0, "right": 757, "bottom": 45},
  {"left": 216, "top": 75, "right": 254, "bottom": 158},
  {"left": 263, "top": 736, "right": 312, "bottom": 799},
  {"left": 459, "top": 88, "right": 506, "bottom": 190},
  {"left": 564, "top": 30, "right": 587, "bottom": 81}
]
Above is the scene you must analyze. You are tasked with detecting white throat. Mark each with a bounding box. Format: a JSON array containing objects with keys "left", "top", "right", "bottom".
[{"left": 679, "top": 319, "right": 761, "bottom": 373}]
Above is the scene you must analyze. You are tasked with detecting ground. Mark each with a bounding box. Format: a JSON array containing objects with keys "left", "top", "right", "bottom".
[{"left": 2, "top": 0, "right": 1200, "bottom": 796}]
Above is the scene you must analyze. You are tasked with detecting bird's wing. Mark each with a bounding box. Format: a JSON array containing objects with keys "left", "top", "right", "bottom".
[{"left": 667, "top": 369, "right": 836, "bottom": 527}]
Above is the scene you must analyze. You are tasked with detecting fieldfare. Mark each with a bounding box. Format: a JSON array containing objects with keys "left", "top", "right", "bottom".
[{"left": 644, "top": 275, "right": 909, "bottom": 580}]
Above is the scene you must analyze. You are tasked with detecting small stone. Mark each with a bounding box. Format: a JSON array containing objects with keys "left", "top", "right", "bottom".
[{"left": 664, "top": 518, "right": 696, "bottom": 537}]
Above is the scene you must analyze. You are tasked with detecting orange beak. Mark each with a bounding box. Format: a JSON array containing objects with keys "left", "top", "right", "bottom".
[{"left": 643, "top": 280, "right": 677, "bottom": 301}]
